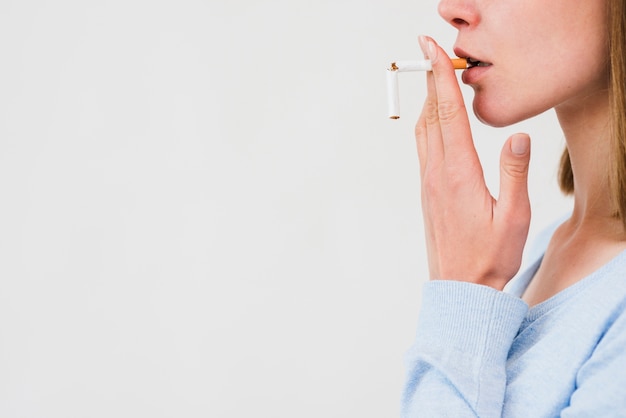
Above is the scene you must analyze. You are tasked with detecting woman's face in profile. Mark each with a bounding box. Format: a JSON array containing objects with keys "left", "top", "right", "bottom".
[{"left": 438, "top": 0, "right": 610, "bottom": 127}]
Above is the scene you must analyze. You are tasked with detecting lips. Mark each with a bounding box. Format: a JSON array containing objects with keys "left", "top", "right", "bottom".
[
  {"left": 454, "top": 47, "right": 492, "bottom": 84},
  {"left": 466, "top": 57, "right": 492, "bottom": 68},
  {"left": 454, "top": 47, "right": 492, "bottom": 68}
]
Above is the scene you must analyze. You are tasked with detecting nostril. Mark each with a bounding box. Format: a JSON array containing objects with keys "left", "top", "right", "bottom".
[
  {"left": 438, "top": 2, "right": 476, "bottom": 27},
  {"left": 452, "top": 17, "right": 468, "bottom": 26}
]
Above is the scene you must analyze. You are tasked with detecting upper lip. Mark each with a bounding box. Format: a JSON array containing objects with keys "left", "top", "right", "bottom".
[{"left": 454, "top": 47, "right": 492, "bottom": 67}]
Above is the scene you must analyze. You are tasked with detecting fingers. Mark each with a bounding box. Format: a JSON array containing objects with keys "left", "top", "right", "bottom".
[
  {"left": 417, "top": 36, "right": 444, "bottom": 169},
  {"left": 414, "top": 36, "right": 531, "bottom": 290},
  {"left": 418, "top": 36, "right": 478, "bottom": 166},
  {"left": 415, "top": 108, "right": 428, "bottom": 178},
  {"left": 497, "top": 133, "right": 532, "bottom": 223}
]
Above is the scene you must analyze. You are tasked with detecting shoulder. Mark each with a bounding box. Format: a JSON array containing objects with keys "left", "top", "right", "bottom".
[{"left": 563, "top": 292, "right": 626, "bottom": 415}]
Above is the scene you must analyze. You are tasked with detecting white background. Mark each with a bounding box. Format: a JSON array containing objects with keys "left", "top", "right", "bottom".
[{"left": 0, "top": 1, "right": 571, "bottom": 417}]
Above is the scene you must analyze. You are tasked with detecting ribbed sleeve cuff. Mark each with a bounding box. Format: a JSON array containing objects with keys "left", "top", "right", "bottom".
[{"left": 415, "top": 280, "right": 529, "bottom": 365}]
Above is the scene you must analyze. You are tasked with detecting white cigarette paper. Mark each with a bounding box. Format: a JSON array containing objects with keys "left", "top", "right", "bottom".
[
  {"left": 392, "top": 60, "right": 434, "bottom": 72},
  {"left": 387, "top": 69, "right": 400, "bottom": 119},
  {"left": 387, "top": 58, "right": 467, "bottom": 119}
]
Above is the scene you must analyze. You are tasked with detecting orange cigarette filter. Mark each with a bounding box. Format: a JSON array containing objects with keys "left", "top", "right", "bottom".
[
  {"left": 390, "top": 58, "right": 468, "bottom": 72},
  {"left": 451, "top": 58, "right": 468, "bottom": 70}
]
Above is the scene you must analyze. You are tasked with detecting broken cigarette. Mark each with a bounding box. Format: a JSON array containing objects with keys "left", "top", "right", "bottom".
[{"left": 387, "top": 58, "right": 468, "bottom": 119}]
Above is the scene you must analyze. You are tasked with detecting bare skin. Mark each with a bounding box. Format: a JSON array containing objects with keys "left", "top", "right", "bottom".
[
  {"left": 418, "top": 0, "right": 626, "bottom": 304},
  {"left": 522, "top": 90, "right": 626, "bottom": 307},
  {"left": 522, "top": 219, "right": 626, "bottom": 307},
  {"left": 416, "top": 36, "right": 532, "bottom": 292}
]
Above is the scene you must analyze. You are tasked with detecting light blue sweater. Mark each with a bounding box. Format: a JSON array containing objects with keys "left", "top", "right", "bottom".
[{"left": 402, "top": 222, "right": 626, "bottom": 417}]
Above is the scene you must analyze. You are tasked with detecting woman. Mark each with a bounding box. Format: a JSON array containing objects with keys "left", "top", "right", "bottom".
[{"left": 402, "top": 0, "right": 626, "bottom": 416}]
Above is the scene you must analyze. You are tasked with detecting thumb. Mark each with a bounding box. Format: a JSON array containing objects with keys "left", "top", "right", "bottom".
[{"left": 498, "top": 133, "right": 531, "bottom": 217}]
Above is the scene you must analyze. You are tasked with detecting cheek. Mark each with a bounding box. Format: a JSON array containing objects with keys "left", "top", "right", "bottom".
[{"left": 470, "top": 61, "right": 609, "bottom": 128}]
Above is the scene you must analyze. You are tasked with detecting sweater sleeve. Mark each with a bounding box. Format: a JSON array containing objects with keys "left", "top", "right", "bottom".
[
  {"left": 402, "top": 281, "right": 528, "bottom": 418},
  {"left": 560, "top": 300, "right": 626, "bottom": 417}
]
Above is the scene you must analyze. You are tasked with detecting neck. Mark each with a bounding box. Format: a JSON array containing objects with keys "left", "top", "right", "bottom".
[{"left": 555, "top": 89, "right": 618, "bottom": 229}]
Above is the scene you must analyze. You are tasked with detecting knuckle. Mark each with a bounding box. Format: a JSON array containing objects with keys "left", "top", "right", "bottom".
[
  {"left": 444, "top": 165, "right": 469, "bottom": 189},
  {"left": 422, "top": 169, "right": 441, "bottom": 197},
  {"left": 503, "top": 161, "right": 530, "bottom": 178},
  {"left": 447, "top": 175, "right": 465, "bottom": 191},
  {"left": 424, "top": 179, "right": 438, "bottom": 196},
  {"left": 423, "top": 100, "right": 439, "bottom": 125},
  {"left": 437, "top": 100, "right": 461, "bottom": 123},
  {"left": 414, "top": 122, "right": 427, "bottom": 139}
]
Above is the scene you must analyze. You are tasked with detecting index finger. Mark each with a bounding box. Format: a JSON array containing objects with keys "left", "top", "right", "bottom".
[{"left": 425, "top": 38, "right": 478, "bottom": 162}]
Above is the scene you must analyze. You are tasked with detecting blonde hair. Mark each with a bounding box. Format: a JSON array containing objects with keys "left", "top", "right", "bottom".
[{"left": 558, "top": 0, "right": 626, "bottom": 230}]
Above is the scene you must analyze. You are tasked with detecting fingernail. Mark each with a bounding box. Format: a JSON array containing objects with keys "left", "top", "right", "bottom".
[
  {"left": 418, "top": 35, "right": 429, "bottom": 58},
  {"left": 427, "top": 39, "right": 438, "bottom": 64},
  {"left": 511, "top": 134, "right": 530, "bottom": 155}
]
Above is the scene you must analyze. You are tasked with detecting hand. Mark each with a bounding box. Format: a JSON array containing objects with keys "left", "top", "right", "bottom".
[{"left": 416, "top": 36, "right": 531, "bottom": 290}]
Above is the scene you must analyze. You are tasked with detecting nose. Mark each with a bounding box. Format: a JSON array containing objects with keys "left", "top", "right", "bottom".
[{"left": 438, "top": 0, "right": 479, "bottom": 29}]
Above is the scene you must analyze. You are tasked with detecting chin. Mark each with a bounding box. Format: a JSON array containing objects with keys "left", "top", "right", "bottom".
[
  {"left": 474, "top": 110, "right": 515, "bottom": 127},
  {"left": 472, "top": 97, "right": 539, "bottom": 128}
]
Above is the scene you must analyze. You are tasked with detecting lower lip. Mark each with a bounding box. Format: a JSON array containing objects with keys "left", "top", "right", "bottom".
[{"left": 462, "top": 65, "right": 492, "bottom": 84}]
